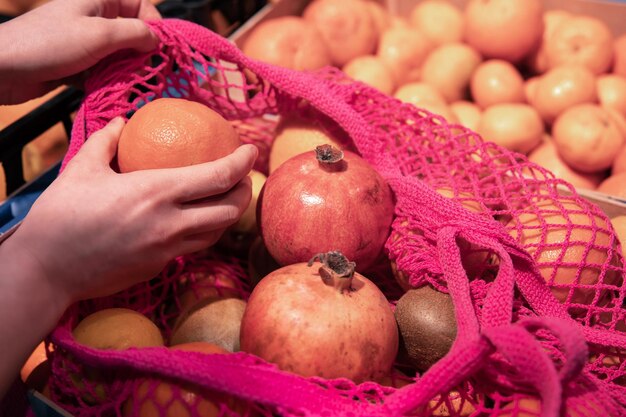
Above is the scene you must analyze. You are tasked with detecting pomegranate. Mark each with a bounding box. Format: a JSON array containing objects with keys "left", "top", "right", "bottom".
[
  {"left": 239, "top": 251, "right": 399, "bottom": 383},
  {"left": 257, "top": 145, "right": 394, "bottom": 272}
]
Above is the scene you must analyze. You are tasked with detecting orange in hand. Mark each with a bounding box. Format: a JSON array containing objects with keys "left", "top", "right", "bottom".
[{"left": 117, "top": 98, "right": 241, "bottom": 173}]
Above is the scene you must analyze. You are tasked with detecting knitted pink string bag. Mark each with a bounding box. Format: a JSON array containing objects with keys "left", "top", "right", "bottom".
[{"left": 45, "top": 19, "right": 626, "bottom": 417}]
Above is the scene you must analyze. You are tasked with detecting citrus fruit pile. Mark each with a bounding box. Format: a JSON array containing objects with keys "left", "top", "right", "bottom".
[{"left": 242, "top": 0, "right": 626, "bottom": 199}]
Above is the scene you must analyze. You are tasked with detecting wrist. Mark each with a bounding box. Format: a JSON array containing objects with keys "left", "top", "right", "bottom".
[{"left": 0, "top": 231, "right": 71, "bottom": 324}]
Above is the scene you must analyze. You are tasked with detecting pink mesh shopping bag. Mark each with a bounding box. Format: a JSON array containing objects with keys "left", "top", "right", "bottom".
[{"left": 45, "top": 18, "right": 626, "bottom": 417}]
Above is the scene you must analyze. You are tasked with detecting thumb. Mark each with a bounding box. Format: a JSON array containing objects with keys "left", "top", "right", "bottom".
[
  {"left": 97, "top": 17, "right": 158, "bottom": 54},
  {"left": 76, "top": 117, "right": 125, "bottom": 168}
]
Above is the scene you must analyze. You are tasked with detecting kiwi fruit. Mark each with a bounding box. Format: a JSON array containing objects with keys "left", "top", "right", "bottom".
[{"left": 394, "top": 286, "right": 457, "bottom": 372}]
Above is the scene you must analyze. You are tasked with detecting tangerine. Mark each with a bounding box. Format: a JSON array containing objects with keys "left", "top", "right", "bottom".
[
  {"left": 117, "top": 98, "right": 240, "bottom": 173},
  {"left": 463, "top": 0, "right": 543, "bottom": 63}
]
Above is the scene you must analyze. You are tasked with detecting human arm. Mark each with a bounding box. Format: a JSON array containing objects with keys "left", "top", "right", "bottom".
[
  {"left": 0, "top": 0, "right": 161, "bottom": 104},
  {"left": 0, "top": 118, "right": 257, "bottom": 397}
]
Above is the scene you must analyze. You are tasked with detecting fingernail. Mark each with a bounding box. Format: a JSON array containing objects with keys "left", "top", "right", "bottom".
[{"left": 110, "top": 116, "right": 125, "bottom": 126}]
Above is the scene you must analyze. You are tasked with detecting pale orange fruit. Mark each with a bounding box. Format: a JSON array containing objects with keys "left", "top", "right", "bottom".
[
  {"left": 363, "top": 0, "right": 391, "bottom": 38},
  {"left": 529, "top": 65, "right": 597, "bottom": 125},
  {"left": 241, "top": 16, "right": 331, "bottom": 71},
  {"left": 450, "top": 101, "right": 482, "bottom": 131},
  {"left": 527, "top": 137, "right": 605, "bottom": 190},
  {"left": 303, "top": 0, "right": 377, "bottom": 67},
  {"left": 552, "top": 104, "right": 624, "bottom": 173},
  {"left": 420, "top": 42, "right": 482, "bottom": 102},
  {"left": 394, "top": 82, "right": 447, "bottom": 107},
  {"left": 376, "top": 25, "right": 433, "bottom": 85},
  {"left": 597, "top": 74, "right": 626, "bottom": 116},
  {"left": 463, "top": 0, "right": 543, "bottom": 63},
  {"left": 544, "top": 15, "right": 614, "bottom": 75},
  {"left": 343, "top": 55, "right": 395, "bottom": 95},
  {"left": 122, "top": 342, "right": 250, "bottom": 417},
  {"left": 527, "top": 9, "right": 572, "bottom": 75},
  {"left": 470, "top": 59, "right": 525, "bottom": 109},
  {"left": 477, "top": 104, "right": 543, "bottom": 155},
  {"left": 506, "top": 196, "right": 618, "bottom": 306},
  {"left": 394, "top": 82, "right": 457, "bottom": 123},
  {"left": 269, "top": 115, "right": 344, "bottom": 173},
  {"left": 408, "top": 0, "right": 463, "bottom": 46}
]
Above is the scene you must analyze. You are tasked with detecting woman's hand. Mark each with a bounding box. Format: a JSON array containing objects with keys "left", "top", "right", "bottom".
[
  {"left": 6, "top": 117, "right": 257, "bottom": 303},
  {"left": 0, "top": 0, "right": 161, "bottom": 104},
  {"left": 0, "top": 118, "right": 256, "bottom": 397}
]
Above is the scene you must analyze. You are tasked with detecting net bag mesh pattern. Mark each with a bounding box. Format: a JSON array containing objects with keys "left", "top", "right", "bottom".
[{"left": 43, "top": 19, "right": 626, "bottom": 417}]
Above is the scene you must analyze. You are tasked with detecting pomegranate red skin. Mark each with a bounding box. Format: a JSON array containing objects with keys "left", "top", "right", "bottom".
[
  {"left": 239, "top": 261, "right": 399, "bottom": 383},
  {"left": 257, "top": 148, "right": 394, "bottom": 272}
]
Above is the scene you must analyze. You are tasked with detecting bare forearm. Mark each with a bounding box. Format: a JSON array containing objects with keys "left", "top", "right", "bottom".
[{"left": 0, "top": 234, "right": 69, "bottom": 398}]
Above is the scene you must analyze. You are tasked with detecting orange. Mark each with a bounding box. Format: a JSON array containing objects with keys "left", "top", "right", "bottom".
[
  {"left": 597, "top": 172, "right": 626, "bottom": 199},
  {"left": 394, "top": 82, "right": 447, "bottom": 107},
  {"left": 597, "top": 74, "right": 626, "bottom": 116},
  {"left": 420, "top": 42, "right": 482, "bottom": 103},
  {"left": 544, "top": 15, "right": 613, "bottom": 75},
  {"left": 529, "top": 65, "right": 597, "bottom": 125},
  {"left": 363, "top": 0, "right": 391, "bottom": 38},
  {"left": 342, "top": 55, "right": 395, "bottom": 95},
  {"left": 506, "top": 196, "right": 618, "bottom": 306},
  {"left": 394, "top": 82, "right": 457, "bottom": 123},
  {"left": 117, "top": 98, "right": 241, "bottom": 173},
  {"left": 302, "top": 0, "right": 377, "bottom": 67},
  {"left": 70, "top": 308, "right": 164, "bottom": 403},
  {"left": 408, "top": 0, "right": 463, "bottom": 47},
  {"left": 226, "top": 169, "right": 266, "bottom": 235},
  {"left": 527, "top": 137, "right": 605, "bottom": 190},
  {"left": 527, "top": 9, "right": 572, "bottom": 75},
  {"left": 463, "top": 0, "right": 543, "bottom": 63},
  {"left": 614, "top": 34, "right": 626, "bottom": 78},
  {"left": 376, "top": 25, "right": 433, "bottom": 85},
  {"left": 552, "top": 104, "right": 624, "bottom": 173},
  {"left": 122, "top": 342, "right": 249, "bottom": 417},
  {"left": 477, "top": 104, "right": 543, "bottom": 155},
  {"left": 470, "top": 59, "right": 525, "bottom": 109},
  {"left": 73, "top": 308, "right": 164, "bottom": 349},
  {"left": 241, "top": 16, "right": 331, "bottom": 71},
  {"left": 450, "top": 101, "right": 481, "bottom": 131},
  {"left": 269, "top": 114, "right": 344, "bottom": 174},
  {"left": 413, "top": 390, "right": 478, "bottom": 416}
]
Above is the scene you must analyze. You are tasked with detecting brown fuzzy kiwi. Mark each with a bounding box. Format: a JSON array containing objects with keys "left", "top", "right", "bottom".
[{"left": 394, "top": 286, "right": 457, "bottom": 372}]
